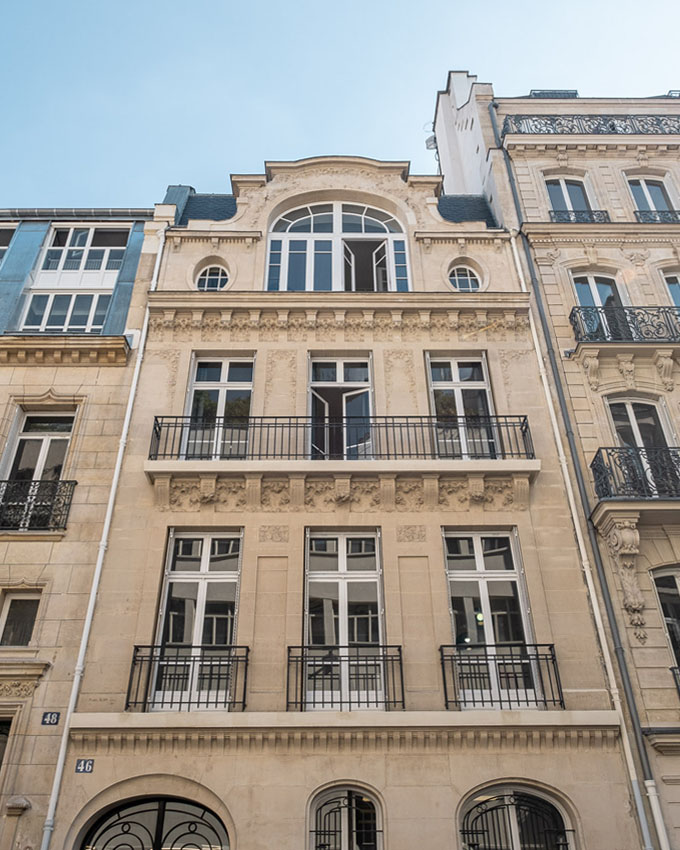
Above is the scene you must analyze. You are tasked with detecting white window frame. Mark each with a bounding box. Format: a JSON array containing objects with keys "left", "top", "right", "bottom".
[
  {"left": 664, "top": 272, "right": 680, "bottom": 308},
  {"left": 266, "top": 202, "right": 409, "bottom": 293},
  {"left": 0, "top": 412, "right": 75, "bottom": 481},
  {"left": 0, "top": 592, "right": 40, "bottom": 647},
  {"left": 571, "top": 272, "right": 628, "bottom": 308},
  {"left": 651, "top": 569, "right": 680, "bottom": 668},
  {"left": 448, "top": 265, "right": 481, "bottom": 292},
  {"left": 628, "top": 177, "right": 674, "bottom": 212},
  {"left": 20, "top": 290, "right": 112, "bottom": 334},
  {"left": 39, "top": 226, "right": 129, "bottom": 274},
  {"left": 196, "top": 266, "right": 229, "bottom": 292},
  {"left": 151, "top": 530, "right": 244, "bottom": 711},
  {"left": 606, "top": 397, "right": 677, "bottom": 449},
  {"left": 0, "top": 229, "right": 15, "bottom": 266},
  {"left": 545, "top": 177, "right": 592, "bottom": 211}
]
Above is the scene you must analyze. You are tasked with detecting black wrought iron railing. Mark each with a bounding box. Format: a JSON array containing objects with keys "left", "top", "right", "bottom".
[
  {"left": 440, "top": 644, "right": 564, "bottom": 709},
  {"left": 0, "top": 480, "right": 77, "bottom": 531},
  {"left": 149, "top": 415, "right": 534, "bottom": 461},
  {"left": 287, "top": 645, "right": 404, "bottom": 711},
  {"left": 126, "top": 645, "right": 249, "bottom": 711},
  {"left": 591, "top": 446, "right": 680, "bottom": 500},
  {"left": 635, "top": 210, "right": 680, "bottom": 223},
  {"left": 549, "top": 209, "right": 610, "bottom": 223},
  {"left": 570, "top": 305, "right": 680, "bottom": 343}
]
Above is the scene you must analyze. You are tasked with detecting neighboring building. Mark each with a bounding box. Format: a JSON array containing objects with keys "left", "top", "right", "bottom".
[
  {"left": 28, "top": 159, "right": 643, "bottom": 850},
  {"left": 0, "top": 208, "right": 154, "bottom": 847},
  {"left": 435, "top": 71, "right": 680, "bottom": 848}
]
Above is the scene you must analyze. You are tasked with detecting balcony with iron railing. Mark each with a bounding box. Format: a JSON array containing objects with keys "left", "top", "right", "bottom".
[
  {"left": 439, "top": 644, "right": 564, "bottom": 710},
  {"left": 148, "top": 415, "right": 534, "bottom": 462},
  {"left": 0, "top": 480, "right": 77, "bottom": 531},
  {"left": 286, "top": 645, "right": 404, "bottom": 711},
  {"left": 126, "top": 645, "right": 249, "bottom": 711},
  {"left": 570, "top": 306, "right": 680, "bottom": 344},
  {"left": 591, "top": 446, "right": 680, "bottom": 500},
  {"left": 635, "top": 210, "right": 680, "bottom": 223},
  {"left": 549, "top": 210, "right": 610, "bottom": 224}
]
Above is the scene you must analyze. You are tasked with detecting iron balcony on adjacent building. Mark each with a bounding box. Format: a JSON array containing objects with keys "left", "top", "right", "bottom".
[
  {"left": 0, "top": 479, "right": 77, "bottom": 531},
  {"left": 549, "top": 210, "right": 611, "bottom": 224},
  {"left": 591, "top": 446, "right": 680, "bottom": 500},
  {"left": 570, "top": 306, "right": 680, "bottom": 344}
]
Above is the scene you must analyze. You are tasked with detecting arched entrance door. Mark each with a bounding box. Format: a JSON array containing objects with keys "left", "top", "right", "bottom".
[
  {"left": 461, "top": 791, "right": 572, "bottom": 849},
  {"left": 81, "top": 797, "right": 229, "bottom": 850}
]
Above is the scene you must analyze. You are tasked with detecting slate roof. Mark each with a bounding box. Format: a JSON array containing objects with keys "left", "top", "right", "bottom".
[
  {"left": 437, "top": 195, "right": 497, "bottom": 227},
  {"left": 177, "top": 194, "right": 237, "bottom": 226}
]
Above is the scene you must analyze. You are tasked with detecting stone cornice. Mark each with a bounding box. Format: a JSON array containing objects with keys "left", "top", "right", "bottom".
[
  {"left": 571, "top": 345, "right": 679, "bottom": 393},
  {"left": 144, "top": 468, "right": 538, "bottom": 513},
  {"left": 0, "top": 335, "right": 130, "bottom": 366},
  {"left": 414, "top": 231, "right": 507, "bottom": 246},
  {"left": 645, "top": 734, "right": 680, "bottom": 756},
  {"left": 0, "top": 657, "right": 50, "bottom": 699},
  {"left": 166, "top": 230, "right": 262, "bottom": 247},
  {"left": 262, "top": 157, "right": 412, "bottom": 183},
  {"left": 506, "top": 139, "right": 680, "bottom": 153},
  {"left": 523, "top": 222, "right": 680, "bottom": 242},
  {"left": 70, "top": 709, "right": 620, "bottom": 753}
]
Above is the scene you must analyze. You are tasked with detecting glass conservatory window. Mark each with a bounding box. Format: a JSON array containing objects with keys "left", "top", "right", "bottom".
[{"left": 267, "top": 202, "right": 408, "bottom": 292}]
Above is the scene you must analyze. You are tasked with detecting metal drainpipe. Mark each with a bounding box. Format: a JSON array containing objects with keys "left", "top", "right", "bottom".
[
  {"left": 39, "top": 223, "right": 168, "bottom": 850},
  {"left": 487, "top": 100, "right": 670, "bottom": 850}
]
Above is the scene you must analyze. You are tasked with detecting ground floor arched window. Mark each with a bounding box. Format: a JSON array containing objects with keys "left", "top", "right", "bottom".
[
  {"left": 310, "top": 787, "right": 381, "bottom": 850},
  {"left": 81, "top": 796, "right": 229, "bottom": 850},
  {"left": 461, "top": 789, "right": 572, "bottom": 849}
]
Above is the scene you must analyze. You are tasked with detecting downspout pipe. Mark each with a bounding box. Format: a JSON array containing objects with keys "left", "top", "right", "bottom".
[
  {"left": 487, "top": 100, "right": 669, "bottom": 850},
  {"left": 39, "top": 223, "right": 168, "bottom": 850}
]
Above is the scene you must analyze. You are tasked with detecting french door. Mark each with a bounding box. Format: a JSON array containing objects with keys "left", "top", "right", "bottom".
[
  {"left": 305, "top": 533, "right": 384, "bottom": 709},
  {"left": 428, "top": 356, "right": 496, "bottom": 458},
  {"left": 446, "top": 534, "right": 537, "bottom": 708},
  {"left": 609, "top": 400, "right": 678, "bottom": 496},
  {"left": 185, "top": 359, "right": 253, "bottom": 459},
  {"left": 310, "top": 359, "right": 372, "bottom": 459},
  {"left": 154, "top": 533, "right": 241, "bottom": 710},
  {"left": 573, "top": 273, "right": 631, "bottom": 340},
  {"left": 0, "top": 414, "right": 74, "bottom": 530}
]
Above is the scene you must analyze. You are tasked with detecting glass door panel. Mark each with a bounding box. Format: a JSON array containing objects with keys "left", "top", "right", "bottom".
[
  {"left": 156, "top": 581, "right": 199, "bottom": 707},
  {"left": 307, "top": 581, "right": 341, "bottom": 706},
  {"left": 344, "top": 389, "right": 371, "bottom": 459}
]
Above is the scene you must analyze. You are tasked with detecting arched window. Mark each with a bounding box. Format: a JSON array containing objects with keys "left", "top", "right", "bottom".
[
  {"left": 461, "top": 788, "right": 573, "bottom": 849},
  {"left": 81, "top": 797, "right": 229, "bottom": 850},
  {"left": 310, "top": 788, "right": 381, "bottom": 850},
  {"left": 448, "top": 265, "right": 481, "bottom": 292},
  {"left": 266, "top": 202, "right": 408, "bottom": 293},
  {"left": 653, "top": 570, "right": 680, "bottom": 666},
  {"left": 629, "top": 177, "right": 678, "bottom": 222},
  {"left": 196, "top": 266, "right": 229, "bottom": 291}
]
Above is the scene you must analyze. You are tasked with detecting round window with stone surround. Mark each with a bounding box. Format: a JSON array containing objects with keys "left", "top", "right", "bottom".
[
  {"left": 448, "top": 265, "right": 481, "bottom": 292},
  {"left": 197, "top": 266, "right": 229, "bottom": 291}
]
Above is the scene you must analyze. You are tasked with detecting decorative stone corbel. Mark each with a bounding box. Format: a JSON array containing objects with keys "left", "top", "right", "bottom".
[
  {"left": 379, "top": 475, "right": 396, "bottom": 512},
  {"left": 199, "top": 475, "right": 217, "bottom": 504},
  {"left": 245, "top": 474, "right": 262, "bottom": 510},
  {"left": 582, "top": 350, "right": 600, "bottom": 391},
  {"left": 422, "top": 474, "right": 439, "bottom": 509},
  {"left": 154, "top": 475, "right": 171, "bottom": 509},
  {"left": 334, "top": 476, "right": 351, "bottom": 505},
  {"left": 617, "top": 354, "right": 636, "bottom": 390},
  {"left": 654, "top": 350, "right": 675, "bottom": 391},
  {"left": 601, "top": 513, "right": 646, "bottom": 641},
  {"left": 512, "top": 474, "right": 530, "bottom": 510},
  {"left": 5, "top": 796, "right": 30, "bottom": 818},
  {"left": 468, "top": 475, "right": 485, "bottom": 503}
]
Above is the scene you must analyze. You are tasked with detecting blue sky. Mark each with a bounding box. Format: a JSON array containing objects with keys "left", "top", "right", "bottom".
[{"left": 2, "top": 0, "right": 678, "bottom": 207}]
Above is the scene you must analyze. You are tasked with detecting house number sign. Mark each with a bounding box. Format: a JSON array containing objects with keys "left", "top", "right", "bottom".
[
  {"left": 41, "top": 712, "right": 60, "bottom": 726},
  {"left": 75, "top": 758, "right": 95, "bottom": 774}
]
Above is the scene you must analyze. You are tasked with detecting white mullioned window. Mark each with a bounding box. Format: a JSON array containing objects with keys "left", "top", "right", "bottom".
[
  {"left": 629, "top": 178, "right": 673, "bottom": 212},
  {"left": 0, "top": 229, "right": 15, "bottom": 265},
  {"left": 196, "top": 266, "right": 229, "bottom": 291},
  {"left": 546, "top": 177, "right": 591, "bottom": 211},
  {"left": 448, "top": 265, "right": 481, "bottom": 292},
  {"left": 266, "top": 202, "right": 409, "bottom": 292},
  {"left": 40, "top": 227, "right": 129, "bottom": 273},
  {"left": 309, "top": 356, "right": 372, "bottom": 459},
  {"left": 0, "top": 593, "right": 40, "bottom": 646},
  {"left": 21, "top": 291, "right": 111, "bottom": 333}
]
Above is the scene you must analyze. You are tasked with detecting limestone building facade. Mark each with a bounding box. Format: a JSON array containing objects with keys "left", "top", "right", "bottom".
[
  {"left": 434, "top": 71, "right": 680, "bottom": 848},
  {"left": 2, "top": 157, "right": 646, "bottom": 850}
]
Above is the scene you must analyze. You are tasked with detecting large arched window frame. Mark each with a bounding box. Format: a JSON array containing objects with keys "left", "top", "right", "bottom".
[
  {"left": 309, "top": 786, "right": 383, "bottom": 850},
  {"left": 80, "top": 796, "right": 230, "bottom": 850},
  {"left": 266, "top": 202, "right": 409, "bottom": 293},
  {"left": 460, "top": 786, "right": 574, "bottom": 849}
]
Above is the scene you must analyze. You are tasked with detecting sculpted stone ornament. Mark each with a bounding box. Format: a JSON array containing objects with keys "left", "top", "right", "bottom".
[
  {"left": 603, "top": 517, "right": 646, "bottom": 641},
  {"left": 654, "top": 350, "right": 675, "bottom": 392},
  {"left": 616, "top": 354, "right": 636, "bottom": 390},
  {"left": 581, "top": 352, "right": 600, "bottom": 391}
]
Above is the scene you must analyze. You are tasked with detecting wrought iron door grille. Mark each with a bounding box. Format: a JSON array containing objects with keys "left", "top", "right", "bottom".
[
  {"left": 149, "top": 415, "right": 534, "bottom": 461},
  {"left": 461, "top": 793, "right": 573, "bottom": 849},
  {"left": 549, "top": 210, "right": 610, "bottom": 223},
  {"left": 126, "top": 645, "right": 249, "bottom": 711},
  {"left": 440, "top": 644, "right": 564, "bottom": 709},
  {"left": 635, "top": 210, "right": 680, "bottom": 223},
  {"left": 591, "top": 447, "right": 680, "bottom": 499},
  {"left": 287, "top": 645, "right": 404, "bottom": 710},
  {"left": 312, "top": 791, "right": 382, "bottom": 850},
  {"left": 569, "top": 305, "right": 680, "bottom": 343},
  {"left": 0, "top": 480, "right": 76, "bottom": 531}
]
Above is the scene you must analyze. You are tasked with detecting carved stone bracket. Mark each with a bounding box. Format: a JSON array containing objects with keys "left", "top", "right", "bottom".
[
  {"left": 616, "top": 354, "right": 636, "bottom": 390},
  {"left": 581, "top": 350, "right": 600, "bottom": 391},
  {"left": 156, "top": 472, "right": 533, "bottom": 514},
  {"left": 654, "top": 349, "right": 675, "bottom": 391},
  {"left": 600, "top": 513, "right": 646, "bottom": 642}
]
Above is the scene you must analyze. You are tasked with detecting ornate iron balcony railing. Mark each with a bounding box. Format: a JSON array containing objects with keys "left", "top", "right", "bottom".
[
  {"left": 591, "top": 446, "right": 680, "bottom": 500},
  {"left": 149, "top": 415, "right": 534, "bottom": 461},
  {"left": 440, "top": 644, "right": 564, "bottom": 710},
  {"left": 549, "top": 209, "right": 610, "bottom": 223},
  {"left": 126, "top": 645, "right": 249, "bottom": 711},
  {"left": 0, "top": 479, "right": 77, "bottom": 531},
  {"left": 635, "top": 209, "right": 680, "bottom": 223},
  {"left": 570, "top": 305, "right": 680, "bottom": 343},
  {"left": 287, "top": 645, "right": 404, "bottom": 711},
  {"left": 503, "top": 114, "right": 680, "bottom": 136}
]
